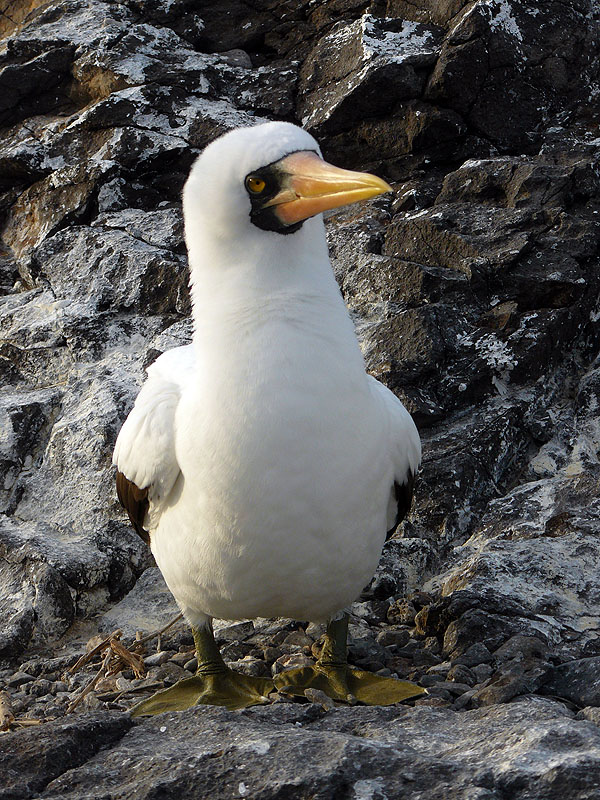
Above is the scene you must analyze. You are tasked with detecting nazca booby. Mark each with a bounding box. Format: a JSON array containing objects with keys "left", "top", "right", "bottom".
[{"left": 114, "top": 121, "right": 423, "bottom": 713}]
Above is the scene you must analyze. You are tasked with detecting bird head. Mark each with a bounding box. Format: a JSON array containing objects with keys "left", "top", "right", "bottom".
[{"left": 183, "top": 121, "right": 391, "bottom": 243}]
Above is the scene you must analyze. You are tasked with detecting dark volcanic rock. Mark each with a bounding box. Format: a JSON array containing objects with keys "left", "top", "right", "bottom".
[
  {"left": 543, "top": 658, "right": 600, "bottom": 708},
  {"left": 2, "top": 700, "right": 600, "bottom": 799},
  {"left": 0, "top": 712, "right": 132, "bottom": 800}
]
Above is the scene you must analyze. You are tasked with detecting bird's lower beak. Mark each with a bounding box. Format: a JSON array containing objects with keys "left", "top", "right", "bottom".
[{"left": 265, "top": 151, "right": 392, "bottom": 225}]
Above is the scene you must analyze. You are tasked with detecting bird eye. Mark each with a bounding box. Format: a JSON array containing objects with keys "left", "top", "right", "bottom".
[{"left": 246, "top": 176, "right": 266, "bottom": 194}]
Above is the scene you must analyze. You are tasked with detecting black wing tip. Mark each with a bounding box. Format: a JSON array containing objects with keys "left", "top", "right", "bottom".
[
  {"left": 116, "top": 469, "right": 151, "bottom": 545},
  {"left": 386, "top": 468, "right": 416, "bottom": 541}
]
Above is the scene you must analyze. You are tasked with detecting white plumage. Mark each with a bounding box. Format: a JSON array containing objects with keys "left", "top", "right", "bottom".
[{"left": 114, "top": 121, "right": 420, "bottom": 633}]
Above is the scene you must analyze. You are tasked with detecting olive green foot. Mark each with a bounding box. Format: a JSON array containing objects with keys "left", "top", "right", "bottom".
[
  {"left": 131, "top": 623, "right": 274, "bottom": 716},
  {"left": 273, "top": 613, "right": 425, "bottom": 706},
  {"left": 130, "top": 670, "right": 275, "bottom": 716},
  {"left": 273, "top": 664, "right": 425, "bottom": 705}
]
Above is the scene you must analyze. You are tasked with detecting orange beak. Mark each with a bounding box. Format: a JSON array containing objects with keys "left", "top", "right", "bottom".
[{"left": 265, "top": 151, "right": 392, "bottom": 225}]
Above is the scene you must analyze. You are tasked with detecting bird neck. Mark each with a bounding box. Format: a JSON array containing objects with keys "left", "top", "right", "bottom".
[{"left": 187, "top": 216, "right": 346, "bottom": 329}]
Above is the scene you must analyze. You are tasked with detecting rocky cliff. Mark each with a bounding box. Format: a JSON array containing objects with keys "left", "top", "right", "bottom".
[{"left": 2, "top": 0, "right": 600, "bottom": 797}]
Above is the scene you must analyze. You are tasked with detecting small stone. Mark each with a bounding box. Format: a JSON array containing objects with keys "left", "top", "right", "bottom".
[
  {"left": 420, "top": 674, "right": 447, "bottom": 687},
  {"left": 220, "top": 49, "right": 253, "bottom": 69},
  {"left": 222, "top": 642, "right": 253, "bottom": 661},
  {"left": 305, "top": 622, "right": 326, "bottom": 639},
  {"left": 283, "top": 631, "right": 313, "bottom": 648},
  {"left": 184, "top": 657, "right": 198, "bottom": 673},
  {"left": 263, "top": 647, "right": 281, "bottom": 664},
  {"left": 143, "top": 651, "right": 173, "bottom": 667},
  {"left": 115, "top": 676, "right": 134, "bottom": 692},
  {"left": 423, "top": 637, "right": 441, "bottom": 655},
  {"left": 414, "top": 696, "right": 451, "bottom": 707},
  {"left": 230, "top": 657, "right": 270, "bottom": 677},
  {"left": 576, "top": 707, "right": 600, "bottom": 725},
  {"left": 51, "top": 681, "right": 68, "bottom": 694},
  {"left": 453, "top": 643, "right": 493, "bottom": 667},
  {"left": 494, "top": 635, "right": 548, "bottom": 663},
  {"left": 453, "top": 688, "right": 480, "bottom": 711},
  {"left": 6, "top": 672, "right": 35, "bottom": 688},
  {"left": 447, "top": 664, "right": 476, "bottom": 687},
  {"left": 473, "top": 663, "right": 494, "bottom": 683},
  {"left": 352, "top": 600, "right": 390, "bottom": 625},
  {"left": 409, "top": 592, "right": 434, "bottom": 610},
  {"left": 82, "top": 694, "right": 103, "bottom": 710},
  {"left": 215, "top": 622, "right": 254, "bottom": 643},
  {"left": 423, "top": 686, "right": 453, "bottom": 702},
  {"left": 152, "top": 663, "right": 188, "bottom": 686},
  {"left": 169, "top": 651, "right": 195, "bottom": 667},
  {"left": 413, "top": 651, "right": 442, "bottom": 667},
  {"left": 542, "top": 657, "right": 600, "bottom": 707},
  {"left": 376, "top": 667, "right": 392, "bottom": 677},
  {"left": 387, "top": 599, "right": 417, "bottom": 626},
  {"left": 426, "top": 662, "right": 451, "bottom": 677},
  {"left": 376, "top": 629, "right": 410, "bottom": 648},
  {"left": 304, "top": 688, "right": 335, "bottom": 710},
  {"left": 28, "top": 680, "right": 53, "bottom": 697},
  {"left": 272, "top": 653, "right": 314, "bottom": 675},
  {"left": 96, "top": 677, "right": 118, "bottom": 693}
]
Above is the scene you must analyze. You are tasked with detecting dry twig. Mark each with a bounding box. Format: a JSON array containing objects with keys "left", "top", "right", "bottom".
[
  {"left": 65, "top": 613, "right": 184, "bottom": 713},
  {"left": 109, "top": 638, "right": 145, "bottom": 678},
  {"left": 69, "top": 630, "right": 122, "bottom": 674},
  {"left": 67, "top": 650, "right": 112, "bottom": 713}
]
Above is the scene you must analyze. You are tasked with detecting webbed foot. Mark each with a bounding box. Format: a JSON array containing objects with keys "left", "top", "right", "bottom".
[
  {"left": 131, "top": 623, "right": 274, "bottom": 716},
  {"left": 274, "top": 613, "right": 425, "bottom": 706},
  {"left": 273, "top": 664, "right": 424, "bottom": 705},
  {"left": 130, "top": 670, "right": 275, "bottom": 716}
]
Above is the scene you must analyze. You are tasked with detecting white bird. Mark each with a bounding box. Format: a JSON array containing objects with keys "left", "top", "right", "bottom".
[{"left": 113, "top": 121, "right": 422, "bottom": 713}]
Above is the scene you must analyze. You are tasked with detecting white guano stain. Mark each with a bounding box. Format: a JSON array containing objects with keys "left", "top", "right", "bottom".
[{"left": 353, "top": 778, "right": 388, "bottom": 800}]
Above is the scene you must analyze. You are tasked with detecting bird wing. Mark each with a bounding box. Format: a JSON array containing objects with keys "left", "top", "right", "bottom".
[
  {"left": 368, "top": 375, "right": 421, "bottom": 538},
  {"left": 113, "top": 345, "right": 194, "bottom": 541}
]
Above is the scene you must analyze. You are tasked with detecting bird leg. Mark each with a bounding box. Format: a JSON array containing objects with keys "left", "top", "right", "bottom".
[
  {"left": 130, "top": 624, "right": 275, "bottom": 716},
  {"left": 274, "top": 612, "right": 426, "bottom": 706}
]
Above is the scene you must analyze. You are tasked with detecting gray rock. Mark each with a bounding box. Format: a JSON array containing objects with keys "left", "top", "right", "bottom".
[
  {"left": 143, "top": 651, "right": 172, "bottom": 668},
  {"left": 543, "top": 658, "right": 600, "bottom": 707},
  {"left": 7, "top": 700, "right": 596, "bottom": 800},
  {"left": 98, "top": 567, "right": 182, "bottom": 641},
  {"left": 0, "top": 711, "right": 132, "bottom": 800},
  {"left": 299, "top": 15, "right": 442, "bottom": 134}
]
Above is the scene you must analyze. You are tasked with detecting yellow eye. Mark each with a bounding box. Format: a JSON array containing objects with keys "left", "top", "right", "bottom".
[{"left": 246, "top": 176, "right": 266, "bottom": 194}]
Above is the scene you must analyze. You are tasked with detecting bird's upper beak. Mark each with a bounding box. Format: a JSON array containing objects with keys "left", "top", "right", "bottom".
[{"left": 265, "top": 151, "right": 392, "bottom": 225}]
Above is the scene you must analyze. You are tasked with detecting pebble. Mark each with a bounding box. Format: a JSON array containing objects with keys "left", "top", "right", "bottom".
[
  {"left": 7, "top": 672, "right": 35, "bottom": 688},
  {"left": 230, "top": 657, "right": 270, "bottom": 677},
  {"left": 144, "top": 651, "right": 173, "bottom": 667},
  {"left": 283, "top": 631, "right": 313, "bottom": 648},
  {"left": 169, "top": 651, "right": 195, "bottom": 667},
  {"left": 426, "top": 662, "right": 451, "bottom": 677},
  {"left": 376, "top": 629, "right": 410, "bottom": 648},
  {"left": 28, "top": 680, "right": 53, "bottom": 697},
  {"left": 576, "top": 707, "right": 600, "bottom": 725},
  {"left": 473, "top": 663, "right": 493, "bottom": 683},
  {"left": 387, "top": 599, "right": 417, "bottom": 626},
  {"left": 447, "top": 664, "right": 477, "bottom": 686},
  {"left": 216, "top": 622, "right": 255, "bottom": 643},
  {"left": 272, "top": 654, "right": 314, "bottom": 675},
  {"left": 420, "top": 674, "right": 448, "bottom": 687},
  {"left": 453, "top": 643, "right": 493, "bottom": 667}
]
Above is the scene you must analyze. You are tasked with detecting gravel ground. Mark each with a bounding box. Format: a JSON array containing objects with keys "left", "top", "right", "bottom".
[{"left": 0, "top": 591, "right": 573, "bottom": 730}]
